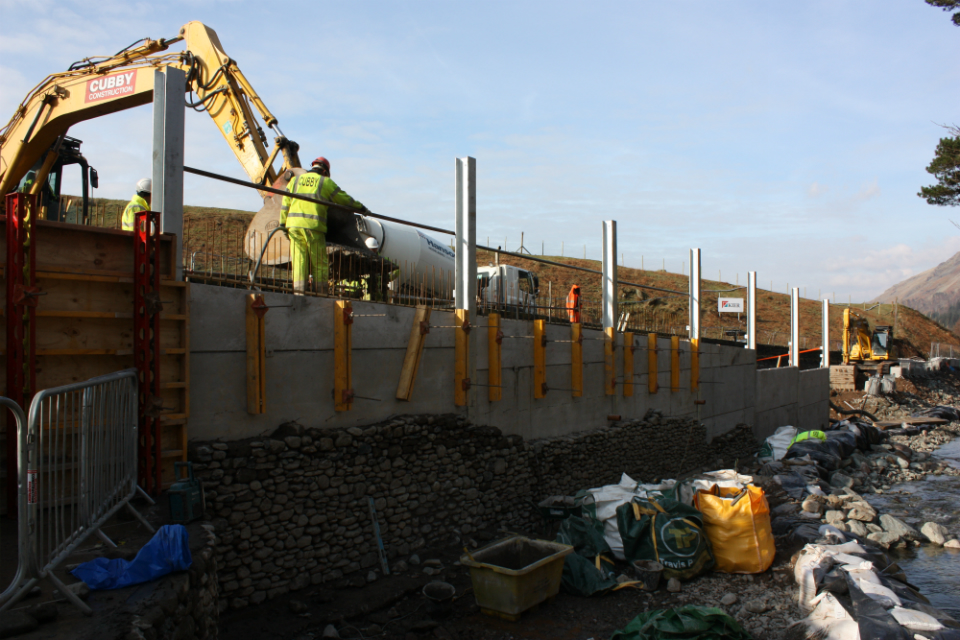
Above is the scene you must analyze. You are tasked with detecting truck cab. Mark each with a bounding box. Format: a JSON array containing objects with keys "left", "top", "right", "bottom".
[{"left": 476, "top": 264, "right": 539, "bottom": 317}]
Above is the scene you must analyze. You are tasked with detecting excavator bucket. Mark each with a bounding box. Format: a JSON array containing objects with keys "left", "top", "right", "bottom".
[{"left": 244, "top": 170, "right": 299, "bottom": 266}]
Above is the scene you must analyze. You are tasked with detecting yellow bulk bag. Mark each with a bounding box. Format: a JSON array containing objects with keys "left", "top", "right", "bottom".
[{"left": 694, "top": 485, "right": 775, "bottom": 574}]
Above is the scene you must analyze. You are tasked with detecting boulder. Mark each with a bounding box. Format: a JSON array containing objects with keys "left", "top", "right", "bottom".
[
  {"left": 921, "top": 522, "right": 948, "bottom": 546},
  {"left": 879, "top": 514, "right": 921, "bottom": 541}
]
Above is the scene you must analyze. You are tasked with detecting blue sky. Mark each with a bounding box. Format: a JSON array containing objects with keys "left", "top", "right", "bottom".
[{"left": 2, "top": 0, "right": 958, "bottom": 301}]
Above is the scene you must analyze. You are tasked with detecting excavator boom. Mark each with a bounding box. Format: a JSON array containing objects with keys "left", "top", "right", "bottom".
[{"left": 0, "top": 21, "right": 300, "bottom": 206}]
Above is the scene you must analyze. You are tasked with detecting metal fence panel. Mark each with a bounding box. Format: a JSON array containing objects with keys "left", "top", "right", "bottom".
[{"left": 0, "top": 369, "right": 154, "bottom": 616}]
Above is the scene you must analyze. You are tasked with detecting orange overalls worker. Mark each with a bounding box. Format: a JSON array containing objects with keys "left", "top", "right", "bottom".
[{"left": 566, "top": 285, "right": 582, "bottom": 323}]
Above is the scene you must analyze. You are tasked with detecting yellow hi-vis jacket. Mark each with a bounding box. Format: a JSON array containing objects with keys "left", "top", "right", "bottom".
[
  {"left": 280, "top": 169, "right": 364, "bottom": 232},
  {"left": 122, "top": 193, "right": 149, "bottom": 231}
]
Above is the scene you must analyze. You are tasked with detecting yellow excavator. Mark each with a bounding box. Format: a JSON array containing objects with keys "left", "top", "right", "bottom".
[
  {"left": 841, "top": 308, "right": 894, "bottom": 366},
  {"left": 0, "top": 21, "right": 362, "bottom": 261}
]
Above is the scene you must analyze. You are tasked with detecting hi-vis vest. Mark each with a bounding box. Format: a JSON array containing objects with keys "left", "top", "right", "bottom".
[
  {"left": 280, "top": 171, "right": 364, "bottom": 233},
  {"left": 122, "top": 193, "right": 149, "bottom": 231}
]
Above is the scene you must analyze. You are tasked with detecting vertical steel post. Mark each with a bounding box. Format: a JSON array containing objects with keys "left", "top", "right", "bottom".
[
  {"left": 790, "top": 287, "right": 800, "bottom": 368},
  {"left": 747, "top": 271, "right": 757, "bottom": 351},
  {"left": 152, "top": 68, "right": 185, "bottom": 281},
  {"left": 4, "top": 193, "right": 37, "bottom": 513},
  {"left": 454, "top": 158, "right": 476, "bottom": 408},
  {"left": 602, "top": 221, "right": 617, "bottom": 331},
  {"left": 689, "top": 248, "right": 701, "bottom": 340},
  {"left": 821, "top": 299, "right": 830, "bottom": 368},
  {"left": 134, "top": 210, "right": 162, "bottom": 494},
  {"left": 454, "top": 157, "right": 476, "bottom": 313}
]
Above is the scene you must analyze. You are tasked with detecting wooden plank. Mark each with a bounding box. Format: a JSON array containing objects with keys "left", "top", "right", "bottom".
[
  {"left": 604, "top": 327, "right": 616, "bottom": 396},
  {"left": 691, "top": 338, "right": 700, "bottom": 393},
  {"left": 671, "top": 336, "right": 680, "bottom": 392},
  {"left": 534, "top": 319, "right": 546, "bottom": 399},
  {"left": 487, "top": 313, "right": 502, "bottom": 402},
  {"left": 246, "top": 294, "right": 266, "bottom": 414},
  {"left": 623, "top": 332, "right": 634, "bottom": 397},
  {"left": 648, "top": 333, "right": 658, "bottom": 394},
  {"left": 334, "top": 300, "right": 352, "bottom": 412},
  {"left": 571, "top": 323, "right": 583, "bottom": 398},
  {"left": 396, "top": 305, "right": 431, "bottom": 401},
  {"left": 454, "top": 309, "right": 469, "bottom": 407}
]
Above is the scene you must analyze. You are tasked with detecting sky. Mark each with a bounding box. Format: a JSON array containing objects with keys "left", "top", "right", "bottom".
[{"left": 2, "top": 0, "right": 958, "bottom": 301}]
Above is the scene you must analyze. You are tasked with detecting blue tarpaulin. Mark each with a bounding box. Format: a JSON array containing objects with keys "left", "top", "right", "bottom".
[{"left": 71, "top": 524, "right": 192, "bottom": 590}]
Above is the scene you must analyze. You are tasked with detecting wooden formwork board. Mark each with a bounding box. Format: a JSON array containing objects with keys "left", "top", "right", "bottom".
[{"left": 0, "top": 219, "right": 189, "bottom": 513}]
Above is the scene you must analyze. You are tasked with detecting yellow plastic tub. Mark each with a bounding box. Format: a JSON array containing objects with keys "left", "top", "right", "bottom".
[{"left": 460, "top": 535, "right": 573, "bottom": 621}]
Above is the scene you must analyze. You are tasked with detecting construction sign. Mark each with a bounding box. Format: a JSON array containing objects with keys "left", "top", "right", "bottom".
[{"left": 718, "top": 298, "right": 744, "bottom": 313}]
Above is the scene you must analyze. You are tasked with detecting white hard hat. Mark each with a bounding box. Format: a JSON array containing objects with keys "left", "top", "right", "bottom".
[
  {"left": 365, "top": 237, "right": 380, "bottom": 251},
  {"left": 136, "top": 178, "right": 152, "bottom": 194}
]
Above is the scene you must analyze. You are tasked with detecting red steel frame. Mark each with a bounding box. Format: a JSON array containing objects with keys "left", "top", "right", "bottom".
[
  {"left": 4, "top": 193, "right": 38, "bottom": 515},
  {"left": 134, "top": 210, "right": 162, "bottom": 495}
]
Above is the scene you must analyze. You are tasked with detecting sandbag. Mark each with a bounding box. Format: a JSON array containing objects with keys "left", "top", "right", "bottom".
[
  {"left": 578, "top": 473, "right": 675, "bottom": 560},
  {"left": 674, "top": 470, "right": 754, "bottom": 506},
  {"left": 555, "top": 516, "right": 628, "bottom": 597},
  {"left": 694, "top": 485, "right": 774, "bottom": 574},
  {"left": 610, "top": 605, "right": 751, "bottom": 640},
  {"left": 758, "top": 426, "right": 797, "bottom": 462},
  {"left": 71, "top": 525, "right": 192, "bottom": 590},
  {"left": 616, "top": 495, "right": 714, "bottom": 581}
]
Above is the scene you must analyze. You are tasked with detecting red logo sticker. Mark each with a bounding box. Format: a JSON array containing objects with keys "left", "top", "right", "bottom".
[
  {"left": 27, "top": 469, "right": 38, "bottom": 504},
  {"left": 85, "top": 70, "right": 138, "bottom": 103}
]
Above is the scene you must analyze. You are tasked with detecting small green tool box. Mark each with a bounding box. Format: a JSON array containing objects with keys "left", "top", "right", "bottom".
[{"left": 169, "top": 461, "right": 204, "bottom": 523}]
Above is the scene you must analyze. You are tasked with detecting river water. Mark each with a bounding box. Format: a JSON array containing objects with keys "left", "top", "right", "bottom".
[{"left": 864, "top": 437, "right": 960, "bottom": 618}]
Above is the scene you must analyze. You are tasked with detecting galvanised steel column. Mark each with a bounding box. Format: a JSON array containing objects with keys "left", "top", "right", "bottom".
[
  {"left": 454, "top": 157, "right": 476, "bottom": 313},
  {"left": 602, "top": 221, "right": 617, "bottom": 331},
  {"left": 152, "top": 67, "right": 186, "bottom": 280},
  {"left": 822, "top": 299, "right": 830, "bottom": 368},
  {"left": 790, "top": 287, "right": 800, "bottom": 367},
  {"left": 689, "top": 248, "right": 701, "bottom": 341},
  {"left": 747, "top": 271, "right": 757, "bottom": 350}
]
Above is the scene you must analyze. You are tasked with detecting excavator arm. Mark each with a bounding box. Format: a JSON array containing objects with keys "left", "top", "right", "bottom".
[{"left": 0, "top": 21, "right": 300, "bottom": 206}]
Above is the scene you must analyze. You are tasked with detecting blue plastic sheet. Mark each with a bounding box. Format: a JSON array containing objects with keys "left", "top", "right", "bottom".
[{"left": 71, "top": 524, "right": 192, "bottom": 590}]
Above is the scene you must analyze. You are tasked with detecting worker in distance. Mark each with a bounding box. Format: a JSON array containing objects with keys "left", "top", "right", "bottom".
[
  {"left": 279, "top": 156, "right": 366, "bottom": 295},
  {"left": 121, "top": 178, "right": 151, "bottom": 231}
]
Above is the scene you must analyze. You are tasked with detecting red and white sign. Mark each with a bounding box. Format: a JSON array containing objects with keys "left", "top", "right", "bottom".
[
  {"left": 84, "top": 70, "right": 138, "bottom": 103},
  {"left": 718, "top": 298, "right": 745, "bottom": 313},
  {"left": 27, "top": 469, "right": 38, "bottom": 504}
]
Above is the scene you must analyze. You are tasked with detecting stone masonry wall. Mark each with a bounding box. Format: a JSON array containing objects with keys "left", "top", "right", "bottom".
[{"left": 191, "top": 412, "right": 759, "bottom": 610}]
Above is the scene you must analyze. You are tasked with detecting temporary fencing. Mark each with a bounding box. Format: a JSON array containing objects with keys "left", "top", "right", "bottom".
[
  {"left": 930, "top": 342, "right": 959, "bottom": 359},
  {"left": 0, "top": 369, "right": 155, "bottom": 616}
]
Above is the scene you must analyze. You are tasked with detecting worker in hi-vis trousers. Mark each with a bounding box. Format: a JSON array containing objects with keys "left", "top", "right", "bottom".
[
  {"left": 122, "top": 178, "right": 152, "bottom": 231},
  {"left": 280, "top": 157, "right": 366, "bottom": 294}
]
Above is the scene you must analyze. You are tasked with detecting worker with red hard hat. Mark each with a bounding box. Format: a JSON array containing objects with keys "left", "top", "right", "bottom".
[{"left": 280, "top": 156, "right": 366, "bottom": 294}]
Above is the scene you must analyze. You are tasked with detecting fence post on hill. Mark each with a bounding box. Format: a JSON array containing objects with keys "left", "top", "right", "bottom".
[
  {"left": 747, "top": 271, "right": 757, "bottom": 351},
  {"left": 153, "top": 67, "right": 186, "bottom": 281}
]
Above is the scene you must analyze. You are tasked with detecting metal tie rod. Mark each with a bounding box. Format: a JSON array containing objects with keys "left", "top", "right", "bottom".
[{"left": 183, "top": 165, "right": 456, "bottom": 237}]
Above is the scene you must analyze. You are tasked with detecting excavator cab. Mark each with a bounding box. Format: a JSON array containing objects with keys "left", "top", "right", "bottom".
[
  {"left": 871, "top": 326, "right": 892, "bottom": 359},
  {"left": 17, "top": 137, "right": 98, "bottom": 224}
]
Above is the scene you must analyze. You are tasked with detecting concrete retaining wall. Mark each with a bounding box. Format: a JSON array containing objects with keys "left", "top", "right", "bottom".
[
  {"left": 753, "top": 367, "right": 830, "bottom": 439},
  {"left": 188, "top": 285, "right": 767, "bottom": 443}
]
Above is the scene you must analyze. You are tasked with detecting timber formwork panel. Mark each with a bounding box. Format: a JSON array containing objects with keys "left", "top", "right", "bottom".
[{"left": 0, "top": 219, "right": 189, "bottom": 513}]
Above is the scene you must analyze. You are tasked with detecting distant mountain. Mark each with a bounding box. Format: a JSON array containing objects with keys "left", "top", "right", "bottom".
[{"left": 872, "top": 251, "right": 960, "bottom": 322}]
